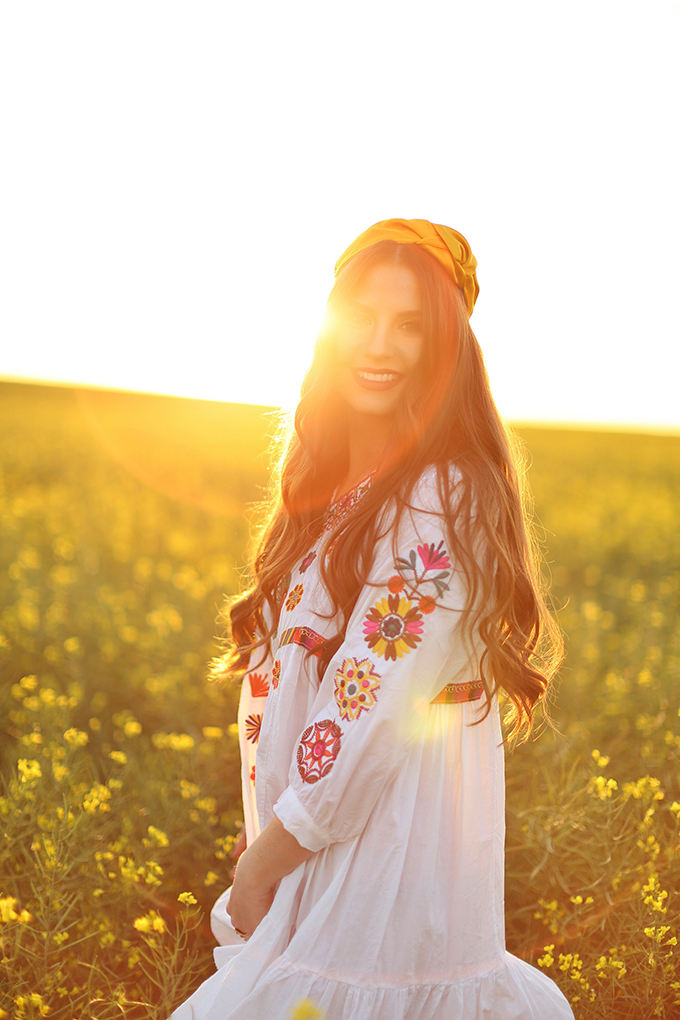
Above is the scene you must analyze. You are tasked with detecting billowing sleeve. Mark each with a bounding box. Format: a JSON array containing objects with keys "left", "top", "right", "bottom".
[
  {"left": 273, "top": 468, "right": 485, "bottom": 852},
  {"left": 238, "top": 629, "right": 274, "bottom": 844}
]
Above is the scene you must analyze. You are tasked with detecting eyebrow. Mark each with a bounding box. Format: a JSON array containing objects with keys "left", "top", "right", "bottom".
[{"left": 349, "top": 300, "right": 422, "bottom": 317}]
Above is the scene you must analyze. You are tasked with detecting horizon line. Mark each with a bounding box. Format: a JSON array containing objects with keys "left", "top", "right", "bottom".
[{"left": 2, "top": 374, "right": 679, "bottom": 438}]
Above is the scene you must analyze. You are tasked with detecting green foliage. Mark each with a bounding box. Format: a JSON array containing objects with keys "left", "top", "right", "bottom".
[
  {"left": 504, "top": 426, "right": 680, "bottom": 1017},
  {"left": 1, "top": 384, "right": 679, "bottom": 1017}
]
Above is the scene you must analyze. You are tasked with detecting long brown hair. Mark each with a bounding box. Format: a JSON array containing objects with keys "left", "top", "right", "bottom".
[{"left": 214, "top": 240, "right": 563, "bottom": 739}]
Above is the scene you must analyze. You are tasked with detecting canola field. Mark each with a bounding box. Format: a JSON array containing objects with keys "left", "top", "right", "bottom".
[{"left": 0, "top": 381, "right": 678, "bottom": 1019}]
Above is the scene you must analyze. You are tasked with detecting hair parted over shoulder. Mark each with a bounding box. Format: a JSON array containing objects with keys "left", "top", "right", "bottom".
[{"left": 213, "top": 238, "right": 564, "bottom": 740}]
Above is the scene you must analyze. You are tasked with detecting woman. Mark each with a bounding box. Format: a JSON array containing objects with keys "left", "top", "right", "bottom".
[{"left": 170, "top": 219, "right": 574, "bottom": 1019}]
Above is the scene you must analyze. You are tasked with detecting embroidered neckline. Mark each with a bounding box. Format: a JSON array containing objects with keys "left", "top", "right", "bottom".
[{"left": 323, "top": 473, "right": 374, "bottom": 534}]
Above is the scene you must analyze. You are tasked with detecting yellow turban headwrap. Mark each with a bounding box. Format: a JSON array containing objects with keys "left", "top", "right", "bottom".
[{"left": 334, "top": 218, "right": 479, "bottom": 317}]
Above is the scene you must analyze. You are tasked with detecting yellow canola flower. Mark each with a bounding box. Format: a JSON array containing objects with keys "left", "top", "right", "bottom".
[
  {"left": 134, "top": 909, "right": 166, "bottom": 934},
  {"left": 591, "top": 748, "right": 610, "bottom": 768},
  {"left": 537, "top": 945, "right": 555, "bottom": 968},
  {"left": 153, "top": 732, "right": 195, "bottom": 751},
  {"left": 64, "top": 728, "right": 88, "bottom": 747},
  {"left": 146, "top": 825, "right": 169, "bottom": 847},
  {"left": 17, "top": 759, "right": 42, "bottom": 783},
  {"left": 587, "top": 775, "right": 618, "bottom": 800},
  {"left": 14, "top": 993, "right": 49, "bottom": 1017},
  {"left": 0, "top": 896, "right": 20, "bottom": 923},
  {"left": 52, "top": 763, "right": 69, "bottom": 783},
  {"left": 178, "top": 891, "right": 198, "bottom": 905},
  {"left": 202, "top": 726, "right": 224, "bottom": 740},
  {"left": 289, "top": 1000, "right": 325, "bottom": 1020},
  {"left": 108, "top": 750, "right": 127, "bottom": 764}
]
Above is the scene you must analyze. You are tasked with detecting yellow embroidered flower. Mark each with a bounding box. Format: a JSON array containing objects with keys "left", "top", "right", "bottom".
[
  {"left": 334, "top": 657, "right": 381, "bottom": 721},
  {"left": 363, "top": 594, "right": 424, "bottom": 661}
]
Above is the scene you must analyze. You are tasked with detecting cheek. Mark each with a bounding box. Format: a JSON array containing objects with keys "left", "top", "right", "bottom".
[{"left": 335, "top": 332, "right": 364, "bottom": 366}]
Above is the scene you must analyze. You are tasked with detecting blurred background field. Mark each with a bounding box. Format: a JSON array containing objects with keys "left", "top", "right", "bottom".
[{"left": 1, "top": 381, "right": 679, "bottom": 1018}]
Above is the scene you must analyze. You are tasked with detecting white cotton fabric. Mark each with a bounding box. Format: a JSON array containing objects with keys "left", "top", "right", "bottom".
[{"left": 169, "top": 468, "right": 573, "bottom": 1020}]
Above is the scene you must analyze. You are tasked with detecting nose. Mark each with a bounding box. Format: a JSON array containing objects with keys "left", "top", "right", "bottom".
[{"left": 364, "top": 320, "right": 393, "bottom": 359}]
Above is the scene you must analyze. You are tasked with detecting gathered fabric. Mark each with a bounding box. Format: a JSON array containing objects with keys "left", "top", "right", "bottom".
[
  {"left": 334, "top": 218, "right": 480, "bottom": 316},
  {"left": 168, "top": 468, "right": 572, "bottom": 1020}
]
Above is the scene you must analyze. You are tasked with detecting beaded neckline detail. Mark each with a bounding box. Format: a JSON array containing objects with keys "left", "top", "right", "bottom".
[{"left": 323, "top": 474, "right": 374, "bottom": 534}]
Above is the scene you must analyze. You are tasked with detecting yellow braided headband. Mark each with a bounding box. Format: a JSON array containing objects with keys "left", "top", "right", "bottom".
[{"left": 334, "top": 218, "right": 479, "bottom": 317}]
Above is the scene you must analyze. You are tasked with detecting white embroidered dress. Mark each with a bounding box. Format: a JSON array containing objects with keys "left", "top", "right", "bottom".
[{"left": 170, "top": 469, "right": 573, "bottom": 1020}]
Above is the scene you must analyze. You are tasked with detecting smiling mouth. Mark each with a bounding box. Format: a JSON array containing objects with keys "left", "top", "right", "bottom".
[{"left": 353, "top": 369, "right": 403, "bottom": 390}]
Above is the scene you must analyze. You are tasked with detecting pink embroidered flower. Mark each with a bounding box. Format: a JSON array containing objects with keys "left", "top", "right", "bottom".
[
  {"left": 248, "top": 672, "right": 270, "bottom": 698},
  {"left": 363, "top": 594, "right": 424, "bottom": 661},
  {"left": 285, "top": 583, "right": 304, "bottom": 612},
  {"left": 296, "top": 719, "right": 342, "bottom": 784},
  {"left": 334, "top": 657, "right": 381, "bottom": 721},
  {"left": 418, "top": 541, "right": 451, "bottom": 572},
  {"left": 272, "top": 659, "right": 281, "bottom": 690},
  {"left": 299, "top": 551, "right": 316, "bottom": 573},
  {"left": 250, "top": 764, "right": 256, "bottom": 784},
  {"left": 245, "top": 713, "right": 262, "bottom": 743}
]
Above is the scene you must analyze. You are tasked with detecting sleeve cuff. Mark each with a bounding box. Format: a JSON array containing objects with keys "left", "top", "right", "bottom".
[{"left": 273, "top": 786, "right": 329, "bottom": 853}]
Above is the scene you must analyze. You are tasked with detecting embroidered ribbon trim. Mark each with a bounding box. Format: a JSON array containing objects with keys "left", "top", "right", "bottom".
[
  {"left": 430, "top": 679, "right": 485, "bottom": 704},
  {"left": 278, "top": 626, "right": 325, "bottom": 656}
]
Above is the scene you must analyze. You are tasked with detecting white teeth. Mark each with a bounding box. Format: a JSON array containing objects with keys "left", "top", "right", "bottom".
[{"left": 357, "top": 371, "right": 397, "bottom": 382}]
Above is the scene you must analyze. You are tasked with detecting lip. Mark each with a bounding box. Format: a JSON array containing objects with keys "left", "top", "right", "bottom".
[{"left": 352, "top": 368, "right": 404, "bottom": 391}]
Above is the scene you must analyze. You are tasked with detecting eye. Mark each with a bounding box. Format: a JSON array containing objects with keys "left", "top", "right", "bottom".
[
  {"left": 348, "top": 311, "right": 372, "bottom": 327},
  {"left": 400, "top": 319, "right": 422, "bottom": 332}
]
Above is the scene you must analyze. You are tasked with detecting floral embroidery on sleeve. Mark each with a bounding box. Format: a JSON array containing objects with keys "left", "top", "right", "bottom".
[
  {"left": 299, "top": 550, "right": 316, "bottom": 573},
  {"left": 245, "top": 713, "right": 262, "bottom": 744},
  {"left": 285, "top": 583, "right": 304, "bottom": 612},
  {"left": 392, "top": 542, "right": 451, "bottom": 604},
  {"left": 272, "top": 659, "right": 281, "bottom": 690},
  {"left": 363, "top": 595, "right": 424, "bottom": 661},
  {"left": 334, "top": 657, "right": 381, "bottom": 720},
  {"left": 297, "top": 720, "right": 343, "bottom": 783},
  {"left": 250, "top": 764, "right": 256, "bottom": 784},
  {"left": 362, "top": 541, "right": 451, "bottom": 661},
  {"left": 248, "top": 672, "right": 270, "bottom": 698}
]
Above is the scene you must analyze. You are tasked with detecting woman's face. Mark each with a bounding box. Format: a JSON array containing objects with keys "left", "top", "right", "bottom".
[{"left": 335, "top": 263, "right": 425, "bottom": 421}]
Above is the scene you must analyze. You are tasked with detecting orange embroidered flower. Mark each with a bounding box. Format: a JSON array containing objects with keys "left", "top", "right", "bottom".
[
  {"left": 285, "top": 584, "right": 304, "bottom": 612},
  {"left": 272, "top": 659, "right": 281, "bottom": 690},
  {"left": 387, "top": 575, "right": 405, "bottom": 593},
  {"left": 418, "top": 596, "right": 436, "bottom": 614},
  {"left": 248, "top": 672, "right": 270, "bottom": 698}
]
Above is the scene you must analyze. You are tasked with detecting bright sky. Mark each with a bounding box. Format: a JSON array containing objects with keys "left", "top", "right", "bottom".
[{"left": 1, "top": 0, "right": 679, "bottom": 429}]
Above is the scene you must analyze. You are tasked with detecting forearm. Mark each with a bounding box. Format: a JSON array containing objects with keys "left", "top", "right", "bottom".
[
  {"left": 236, "top": 816, "right": 315, "bottom": 891},
  {"left": 227, "top": 816, "right": 315, "bottom": 936}
]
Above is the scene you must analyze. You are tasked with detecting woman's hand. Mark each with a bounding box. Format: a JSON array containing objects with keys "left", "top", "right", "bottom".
[
  {"left": 227, "top": 845, "right": 276, "bottom": 938},
  {"left": 226, "top": 817, "right": 315, "bottom": 939}
]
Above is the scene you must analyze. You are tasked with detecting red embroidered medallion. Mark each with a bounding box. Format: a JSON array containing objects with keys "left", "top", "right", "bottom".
[{"left": 296, "top": 719, "right": 342, "bottom": 784}]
